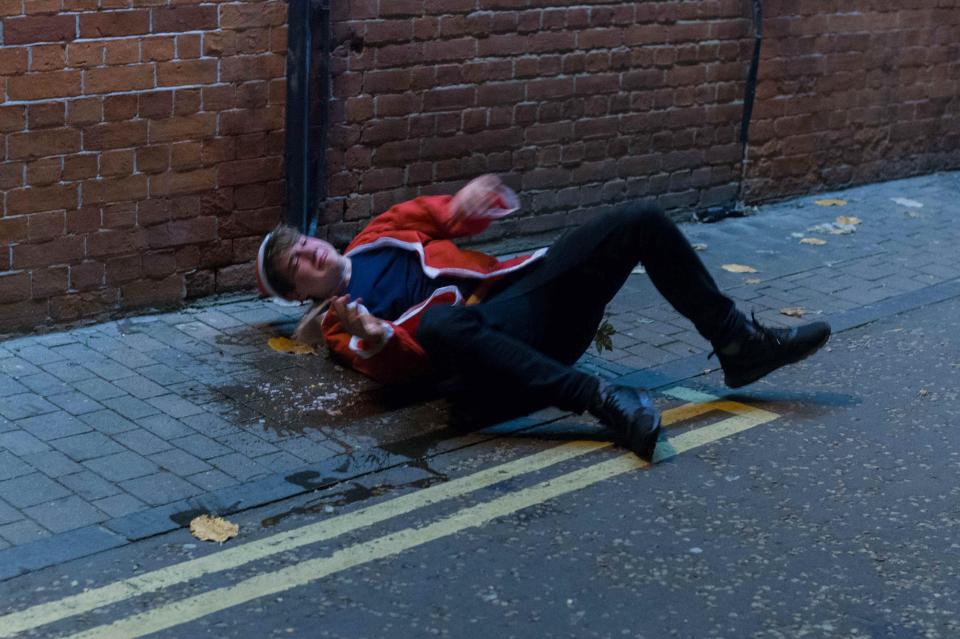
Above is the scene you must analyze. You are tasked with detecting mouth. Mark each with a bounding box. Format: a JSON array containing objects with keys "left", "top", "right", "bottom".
[{"left": 315, "top": 249, "right": 327, "bottom": 269}]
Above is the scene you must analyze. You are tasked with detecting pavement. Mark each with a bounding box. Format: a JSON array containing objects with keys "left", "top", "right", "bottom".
[{"left": 0, "top": 170, "right": 958, "bottom": 582}]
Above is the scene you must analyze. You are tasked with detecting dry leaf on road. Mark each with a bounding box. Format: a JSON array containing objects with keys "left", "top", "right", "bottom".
[
  {"left": 780, "top": 307, "right": 806, "bottom": 317},
  {"left": 692, "top": 243, "right": 708, "bottom": 251},
  {"left": 815, "top": 198, "right": 847, "bottom": 206},
  {"left": 268, "top": 336, "right": 316, "bottom": 355},
  {"left": 190, "top": 515, "right": 239, "bottom": 543},
  {"left": 745, "top": 278, "right": 762, "bottom": 285},
  {"left": 800, "top": 237, "right": 827, "bottom": 245},
  {"left": 835, "top": 215, "right": 861, "bottom": 226},
  {"left": 721, "top": 264, "right": 758, "bottom": 273}
]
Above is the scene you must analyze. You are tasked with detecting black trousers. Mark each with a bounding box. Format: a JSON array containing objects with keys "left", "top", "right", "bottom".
[{"left": 416, "top": 204, "right": 740, "bottom": 415}]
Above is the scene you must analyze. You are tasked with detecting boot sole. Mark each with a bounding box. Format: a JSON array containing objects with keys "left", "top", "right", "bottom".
[{"left": 724, "top": 328, "right": 832, "bottom": 389}]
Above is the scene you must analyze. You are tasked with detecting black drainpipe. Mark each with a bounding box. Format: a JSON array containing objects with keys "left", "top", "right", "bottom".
[
  {"left": 698, "top": 0, "right": 764, "bottom": 222},
  {"left": 284, "top": 0, "right": 331, "bottom": 235}
]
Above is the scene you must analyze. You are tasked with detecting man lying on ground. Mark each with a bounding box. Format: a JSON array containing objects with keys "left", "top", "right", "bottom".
[{"left": 255, "top": 175, "right": 831, "bottom": 461}]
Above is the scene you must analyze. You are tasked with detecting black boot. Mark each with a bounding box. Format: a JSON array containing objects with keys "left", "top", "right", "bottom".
[
  {"left": 590, "top": 384, "right": 661, "bottom": 461},
  {"left": 714, "top": 313, "right": 831, "bottom": 388}
]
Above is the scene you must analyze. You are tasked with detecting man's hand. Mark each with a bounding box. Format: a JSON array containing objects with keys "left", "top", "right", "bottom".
[
  {"left": 330, "top": 295, "right": 388, "bottom": 348},
  {"left": 449, "top": 174, "right": 504, "bottom": 222}
]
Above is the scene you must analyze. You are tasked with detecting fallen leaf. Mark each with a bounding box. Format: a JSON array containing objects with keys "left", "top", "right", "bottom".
[
  {"left": 631, "top": 266, "right": 646, "bottom": 274},
  {"left": 815, "top": 198, "right": 847, "bottom": 207},
  {"left": 780, "top": 307, "right": 806, "bottom": 317},
  {"left": 190, "top": 515, "right": 239, "bottom": 543},
  {"left": 790, "top": 232, "right": 805, "bottom": 238},
  {"left": 835, "top": 215, "right": 861, "bottom": 226},
  {"left": 917, "top": 389, "right": 929, "bottom": 398},
  {"left": 268, "top": 336, "right": 316, "bottom": 355},
  {"left": 692, "top": 243, "right": 708, "bottom": 251},
  {"left": 722, "top": 264, "right": 758, "bottom": 273},
  {"left": 594, "top": 318, "right": 616, "bottom": 354},
  {"left": 800, "top": 237, "right": 827, "bottom": 245},
  {"left": 745, "top": 278, "right": 762, "bottom": 285},
  {"left": 891, "top": 197, "right": 923, "bottom": 208}
]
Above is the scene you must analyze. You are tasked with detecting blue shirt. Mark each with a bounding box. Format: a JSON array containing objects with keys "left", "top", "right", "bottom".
[{"left": 346, "top": 246, "right": 478, "bottom": 321}]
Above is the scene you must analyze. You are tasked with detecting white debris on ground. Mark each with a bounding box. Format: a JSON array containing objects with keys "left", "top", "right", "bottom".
[{"left": 254, "top": 379, "right": 358, "bottom": 417}]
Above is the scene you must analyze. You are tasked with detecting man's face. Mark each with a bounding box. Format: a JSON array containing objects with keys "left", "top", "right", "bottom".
[{"left": 276, "top": 234, "right": 349, "bottom": 301}]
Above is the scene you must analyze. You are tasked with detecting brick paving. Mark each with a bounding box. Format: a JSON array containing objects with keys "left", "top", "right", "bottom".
[{"left": 0, "top": 171, "right": 958, "bottom": 573}]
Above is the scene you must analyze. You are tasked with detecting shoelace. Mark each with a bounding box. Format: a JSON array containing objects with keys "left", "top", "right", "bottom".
[{"left": 707, "top": 311, "right": 783, "bottom": 360}]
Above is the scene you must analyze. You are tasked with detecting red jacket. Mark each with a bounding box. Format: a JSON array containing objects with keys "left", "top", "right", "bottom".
[{"left": 318, "top": 193, "right": 545, "bottom": 383}]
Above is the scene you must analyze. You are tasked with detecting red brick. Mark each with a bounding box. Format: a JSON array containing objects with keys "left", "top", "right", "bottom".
[
  {"left": 83, "top": 121, "right": 148, "bottom": 151},
  {"left": 104, "top": 38, "right": 139, "bottom": 65},
  {"left": 105, "top": 254, "right": 141, "bottom": 285},
  {"left": 220, "top": 2, "right": 286, "bottom": 29},
  {"left": 152, "top": 5, "right": 217, "bottom": 33},
  {"left": 170, "top": 141, "right": 202, "bottom": 170},
  {"left": 100, "top": 150, "right": 134, "bottom": 177},
  {"left": 219, "top": 106, "right": 284, "bottom": 135},
  {"left": 0, "top": 273, "right": 32, "bottom": 304},
  {"left": 84, "top": 64, "right": 155, "bottom": 94},
  {"left": 62, "top": 155, "right": 98, "bottom": 181},
  {"left": 120, "top": 274, "right": 183, "bottom": 309},
  {"left": 197, "top": 86, "right": 233, "bottom": 113},
  {"left": 141, "top": 250, "right": 177, "bottom": 278},
  {"left": 26, "top": 157, "right": 62, "bottom": 186},
  {"left": 136, "top": 145, "right": 171, "bottom": 174},
  {"left": 26, "top": 0, "right": 62, "bottom": 15},
  {"left": 7, "top": 71, "right": 82, "bottom": 100},
  {"left": 202, "top": 138, "right": 236, "bottom": 166},
  {"left": 0, "top": 217, "right": 29, "bottom": 243},
  {"left": 0, "top": 162, "right": 24, "bottom": 190},
  {"left": 66, "top": 97, "right": 102, "bottom": 126},
  {"left": 26, "top": 102, "right": 65, "bottom": 128},
  {"left": 236, "top": 28, "right": 271, "bottom": 55},
  {"left": 141, "top": 36, "right": 175, "bottom": 61},
  {"left": 145, "top": 217, "right": 217, "bottom": 249},
  {"left": 79, "top": 10, "right": 149, "bottom": 38},
  {"left": 65, "top": 41, "right": 103, "bottom": 67},
  {"left": 138, "top": 91, "right": 174, "bottom": 119},
  {"left": 156, "top": 59, "right": 217, "bottom": 87},
  {"left": 3, "top": 14, "right": 76, "bottom": 44},
  {"left": 148, "top": 113, "right": 216, "bottom": 143},
  {"left": 236, "top": 81, "right": 268, "bottom": 108},
  {"left": 0, "top": 106, "right": 25, "bottom": 133},
  {"left": 8, "top": 128, "right": 81, "bottom": 160},
  {"left": 7, "top": 184, "right": 77, "bottom": 215},
  {"left": 13, "top": 235, "right": 84, "bottom": 268},
  {"left": 83, "top": 175, "right": 148, "bottom": 206},
  {"left": 101, "top": 96, "right": 138, "bottom": 124},
  {"left": 86, "top": 228, "right": 146, "bottom": 258},
  {"left": 0, "top": 48, "right": 29, "bottom": 74},
  {"left": 220, "top": 54, "right": 284, "bottom": 82},
  {"left": 32, "top": 266, "right": 69, "bottom": 297},
  {"left": 102, "top": 201, "right": 136, "bottom": 228},
  {"left": 150, "top": 168, "right": 216, "bottom": 196},
  {"left": 217, "top": 157, "right": 282, "bottom": 187},
  {"left": 66, "top": 207, "right": 101, "bottom": 234},
  {"left": 203, "top": 31, "right": 236, "bottom": 56},
  {"left": 70, "top": 261, "right": 105, "bottom": 291},
  {"left": 176, "top": 33, "right": 201, "bottom": 59},
  {"left": 29, "top": 43, "right": 65, "bottom": 71}
]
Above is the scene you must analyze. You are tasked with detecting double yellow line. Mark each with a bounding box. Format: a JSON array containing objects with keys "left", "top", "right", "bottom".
[{"left": 0, "top": 387, "right": 778, "bottom": 639}]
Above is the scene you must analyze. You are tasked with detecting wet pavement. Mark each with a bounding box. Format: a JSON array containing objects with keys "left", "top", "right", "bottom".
[{"left": 0, "top": 170, "right": 959, "bottom": 589}]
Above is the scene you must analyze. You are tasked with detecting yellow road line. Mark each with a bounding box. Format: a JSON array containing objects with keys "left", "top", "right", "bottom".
[
  {"left": 63, "top": 404, "right": 778, "bottom": 639},
  {"left": 0, "top": 440, "right": 609, "bottom": 638}
]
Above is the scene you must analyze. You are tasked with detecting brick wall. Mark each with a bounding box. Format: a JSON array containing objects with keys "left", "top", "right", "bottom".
[
  {"left": 321, "top": 0, "right": 754, "bottom": 247},
  {"left": 745, "top": 1, "right": 960, "bottom": 200},
  {"left": 0, "top": 1, "right": 287, "bottom": 332},
  {"left": 322, "top": 0, "right": 959, "bottom": 248}
]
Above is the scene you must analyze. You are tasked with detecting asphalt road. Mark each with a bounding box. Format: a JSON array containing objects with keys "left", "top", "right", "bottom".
[{"left": 1, "top": 294, "right": 959, "bottom": 639}]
